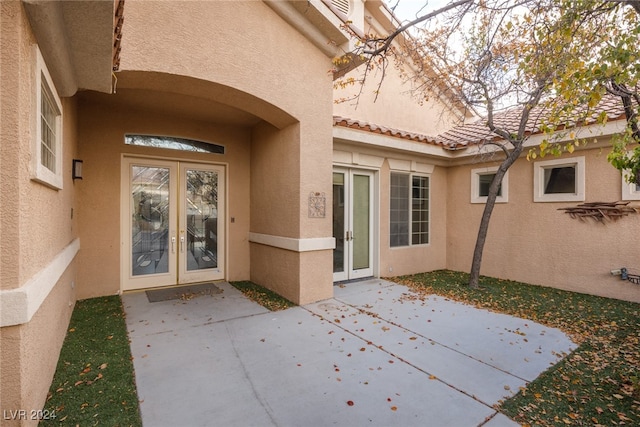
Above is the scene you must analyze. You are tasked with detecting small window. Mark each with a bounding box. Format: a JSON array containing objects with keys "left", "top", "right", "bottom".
[
  {"left": 544, "top": 166, "right": 575, "bottom": 194},
  {"left": 621, "top": 171, "right": 640, "bottom": 201},
  {"left": 390, "top": 172, "right": 429, "bottom": 247},
  {"left": 479, "top": 174, "right": 497, "bottom": 197},
  {"left": 32, "top": 46, "right": 63, "bottom": 190},
  {"left": 125, "top": 135, "right": 225, "bottom": 154},
  {"left": 534, "top": 157, "right": 585, "bottom": 202},
  {"left": 471, "top": 167, "right": 508, "bottom": 203}
]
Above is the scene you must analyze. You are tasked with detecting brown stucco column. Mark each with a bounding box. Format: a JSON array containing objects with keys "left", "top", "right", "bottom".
[
  {"left": 1, "top": 3, "right": 79, "bottom": 424},
  {"left": 250, "top": 122, "right": 334, "bottom": 305}
]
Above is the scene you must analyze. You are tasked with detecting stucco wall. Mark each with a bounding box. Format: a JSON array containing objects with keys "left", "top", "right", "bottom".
[
  {"left": 120, "top": 0, "right": 331, "bottom": 128},
  {"left": 0, "top": 0, "right": 78, "bottom": 292},
  {"left": 112, "top": 0, "right": 335, "bottom": 303},
  {"left": 12, "top": 267, "right": 76, "bottom": 425},
  {"left": 1, "top": 2, "right": 79, "bottom": 423},
  {"left": 0, "top": 0, "right": 25, "bottom": 292},
  {"left": 76, "top": 91, "right": 252, "bottom": 298},
  {"left": 250, "top": 120, "right": 334, "bottom": 304},
  {"left": 251, "top": 122, "right": 302, "bottom": 238},
  {"left": 333, "top": 15, "right": 462, "bottom": 136},
  {"left": 334, "top": 66, "right": 462, "bottom": 136},
  {"left": 446, "top": 147, "right": 640, "bottom": 303},
  {"left": 379, "top": 160, "right": 448, "bottom": 277}
]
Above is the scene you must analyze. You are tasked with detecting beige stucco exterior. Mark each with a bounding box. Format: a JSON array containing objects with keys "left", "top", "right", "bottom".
[
  {"left": 111, "top": 0, "right": 336, "bottom": 304},
  {"left": 334, "top": 63, "right": 461, "bottom": 136},
  {"left": 2, "top": 0, "right": 639, "bottom": 424},
  {"left": 75, "top": 89, "right": 256, "bottom": 298},
  {"left": 1, "top": 0, "right": 341, "bottom": 422},
  {"left": 332, "top": 8, "right": 464, "bottom": 136},
  {"left": 1, "top": 2, "right": 79, "bottom": 423},
  {"left": 446, "top": 144, "right": 640, "bottom": 303}
]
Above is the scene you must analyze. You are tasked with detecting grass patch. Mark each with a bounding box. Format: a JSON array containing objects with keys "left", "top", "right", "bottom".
[
  {"left": 230, "top": 281, "right": 296, "bottom": 311},
  {"left": 41, "top": 296, "right": 141, "bottom": 426},
  {"left": 393, "top": 270, "right": 640, "bottom": 426}
]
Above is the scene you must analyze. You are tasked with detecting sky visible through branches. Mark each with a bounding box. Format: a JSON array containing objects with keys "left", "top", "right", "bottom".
[{"left": 386, "top": 0, "right": 451, "bottom": 24}]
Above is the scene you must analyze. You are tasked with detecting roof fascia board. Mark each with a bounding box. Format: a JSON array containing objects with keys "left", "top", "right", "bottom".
[
  {"left": 333, "top": 125, "right": 453, "bottom": 159},
  {"left": 264, "top": 0, "right": 349, "bottom": 58},
  {"left": 23, "top": 0, "right": 114, "bottom": 96},
  {"left": 23, "top": 0, "right": 78, "bottom": 97},
  {"left": 334, "top": 117, "right": 627, "bottom": 167},
  {"left": 445, "top": 119, "right": 627, "bottom": 166}
]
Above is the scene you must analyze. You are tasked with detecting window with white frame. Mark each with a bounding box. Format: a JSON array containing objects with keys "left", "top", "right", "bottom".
[
  {"left": 533, "top": 157, "right": 585, "bottom": 202},
  {"left": 471, "top": 166, "right": 509, "bottom": 203},
  {"left": 621, "top": 171, "right": 640, "bottom": 201},
  {"left": 32, "top": 46, "right": 63, "bottom": 190},
  {"left": 390, "top": 172, "right": 429, "bottom": 247}
]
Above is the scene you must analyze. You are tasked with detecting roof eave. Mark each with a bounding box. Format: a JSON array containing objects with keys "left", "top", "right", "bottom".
[{"left": 23, "top": 0, "right": 116, "bottom": 97}]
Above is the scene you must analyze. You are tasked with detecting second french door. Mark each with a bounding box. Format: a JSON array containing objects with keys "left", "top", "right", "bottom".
[
  {"left": 122, "top": 158, "right": 225, "bottom": 291},
  {"left": 333, "top": 168, "right": 374, "bottom": 282}
]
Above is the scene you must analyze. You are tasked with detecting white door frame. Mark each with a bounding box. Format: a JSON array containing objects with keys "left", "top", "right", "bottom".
[
  {"left": 120, "top": 156, "right": 226, "bottom": 291},
  {"left": 177, "top": 162, "right": 225, "bottom": 284},
  {"left": 333, "top": 167, "right": 378, "bottom": 282}
]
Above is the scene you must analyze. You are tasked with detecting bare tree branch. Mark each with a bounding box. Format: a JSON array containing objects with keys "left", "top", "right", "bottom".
[{"left": 363, "top": 0, "right": 474, "bottom": 56}]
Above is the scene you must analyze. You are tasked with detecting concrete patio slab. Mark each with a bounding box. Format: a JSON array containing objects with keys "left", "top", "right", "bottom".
[
  {"left": 331, "top": 280, "right": 573, "bottom": 381},
  {"left": 123, "top": 279, "right": 576, "bottom": 427}
]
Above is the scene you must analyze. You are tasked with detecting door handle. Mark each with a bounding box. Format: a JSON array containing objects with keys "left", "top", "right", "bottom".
[
  {"left": 346, "top": 231, "right": 353, "bottom": 241},
  {"left": 171, "top": 236, "right": 176, "bottom": 253},
  {"left": 180, "top": 234, "right": 185, "bottom": 253}
]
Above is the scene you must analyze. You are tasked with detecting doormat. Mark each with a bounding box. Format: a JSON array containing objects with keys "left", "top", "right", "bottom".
[{"left": 146, "top": 282, "right": 224, "bottom": 303}]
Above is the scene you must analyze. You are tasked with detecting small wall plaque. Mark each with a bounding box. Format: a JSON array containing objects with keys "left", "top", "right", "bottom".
[{"left": 308, "top": 192, "right": 326, "bottom": 218}]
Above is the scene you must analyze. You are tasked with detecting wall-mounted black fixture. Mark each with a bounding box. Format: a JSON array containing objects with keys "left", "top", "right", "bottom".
[{"left": 72, "top": 159, "right": 83, "bottom": 180}]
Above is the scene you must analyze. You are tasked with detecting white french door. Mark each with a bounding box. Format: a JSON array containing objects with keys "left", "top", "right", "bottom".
[
  {"left": 333, "top": 168, "right": 374, "bottom": 282},
  {"left": 121, "top": 158, "right": 225, "bottom": 291}
]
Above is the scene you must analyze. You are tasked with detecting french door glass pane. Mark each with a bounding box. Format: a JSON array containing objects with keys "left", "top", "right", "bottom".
[
  {"left": 352, "top": 174, "right": 370, "bottom": 270},
  {"left": 411, "top": 176, "right": 429, "bottom": 245},
  {"left": 131, "top": 166, "right": 170, "bottom": 276},
  {"left": 185, "top": 169, "right": 218, "bottom": 271},
  {"left": 390, "top": 173, "right": 409, "bottom": 247},
  {"left": 333, "top": 173, "right": 345, "bottom": 273}
]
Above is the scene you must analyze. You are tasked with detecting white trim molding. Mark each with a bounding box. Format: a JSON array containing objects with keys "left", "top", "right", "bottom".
[
  {"left": 621, "top": 174, "right": 640, "bottom": 201},
  {"left": 264, "top": 0, "right": 348, "bottom": 57},
  {"left": 534, "top": 156, "right": 585, "bottom": 203},
  {"left": 1, "top": 238, "right": 79, "bottom": 327},
  {"left": 32, "top": 45, "right": 64, "bottom": 190},
  {"left": 249, "top": 233, "right": 335, "bottom": 252},
  {"left": 333, "top": 150, "right": 385, "bottom": 168},
  {"left": 388, "top": 158, "right": 435, "bottom": 174},
  {"left": 333, "top": 126, "right": 447, "bottom": 158},
  {"left": 471, "top": 166, "right": 509, "bottom": 204}
]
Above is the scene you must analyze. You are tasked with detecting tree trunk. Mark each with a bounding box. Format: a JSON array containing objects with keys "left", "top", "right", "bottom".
[{"left": 468, "top": 145, "right": 524, "bottom": 288}]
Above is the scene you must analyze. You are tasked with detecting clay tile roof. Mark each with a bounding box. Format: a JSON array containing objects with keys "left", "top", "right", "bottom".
[
  {"left": 334, "top": 94, "right": 628, "bottom": 151},
  {"left": 333, "top": 116, "right": 441, "bottom": 146},
  {"left": 113, "top": 0, "right": 125, "bottom": 72},
  {"left": 435, "top": 93, "right": 628, "bottom": 148}
]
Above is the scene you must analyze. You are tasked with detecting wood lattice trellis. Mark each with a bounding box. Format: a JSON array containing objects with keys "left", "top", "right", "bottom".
[{"left": 558, "top": 201, "right": 640, "bottom": 222}]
